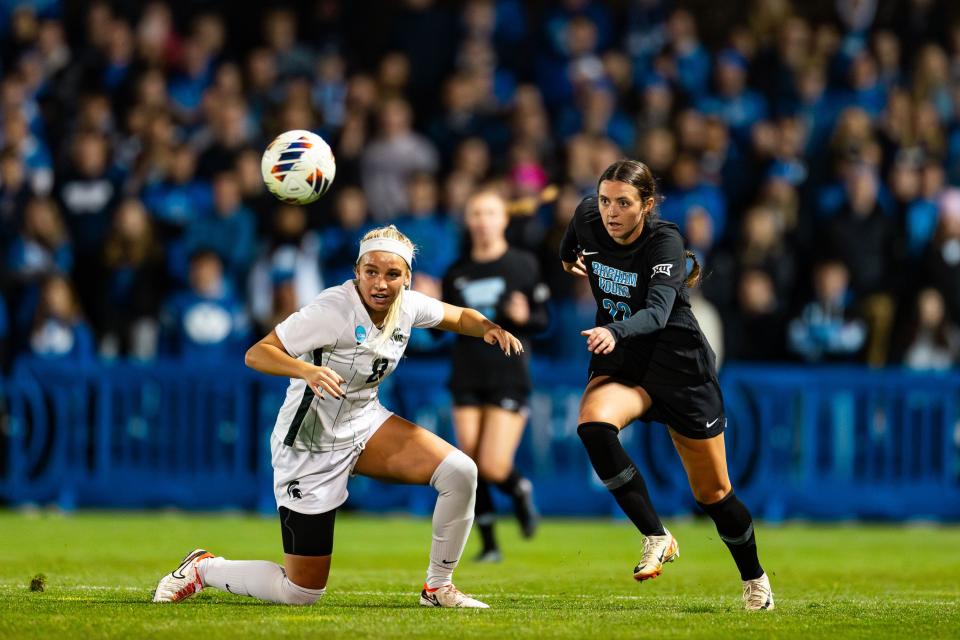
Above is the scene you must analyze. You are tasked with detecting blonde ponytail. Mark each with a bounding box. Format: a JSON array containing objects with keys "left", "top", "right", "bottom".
[{"left": 356, "top": 225, "right": 416, "bottom": 347}]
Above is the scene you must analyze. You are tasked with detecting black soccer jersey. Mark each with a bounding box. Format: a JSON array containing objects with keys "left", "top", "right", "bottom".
[
  {"left": 442, "top": 247, "right": 549, "bottom": 393},
  {"left": 560, "top": 196, "right": 711, "bottom": 387}
]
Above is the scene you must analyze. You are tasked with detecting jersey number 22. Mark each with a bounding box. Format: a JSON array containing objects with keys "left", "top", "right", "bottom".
[{"left": 603, "top": 298, "right": 632, "bottom": 321}]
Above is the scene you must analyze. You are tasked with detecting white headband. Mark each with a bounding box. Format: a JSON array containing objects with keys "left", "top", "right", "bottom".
[{"left": 357, "top": 238, "right": 413, "bottom": 269}]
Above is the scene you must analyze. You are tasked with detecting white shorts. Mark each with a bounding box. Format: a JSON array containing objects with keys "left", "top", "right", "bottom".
[{"left": 271, "top": 405, "right": 393, "bottom": 514}]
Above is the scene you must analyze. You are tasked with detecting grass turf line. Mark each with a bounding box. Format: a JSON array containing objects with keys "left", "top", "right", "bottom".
[{"left": 0, "top": 512, "right": 957, "bottom": 639}]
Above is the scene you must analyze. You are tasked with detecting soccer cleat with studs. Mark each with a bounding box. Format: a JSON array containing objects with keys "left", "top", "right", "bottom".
[
  {"left": 633, "top": 530, "right": 679, "bottom": 581},
  {"left": 419, "top": 583, "right": 489, "bottom": 608},
  {"left": 152, "top": 548, "right": 214, "bottom": 603}
]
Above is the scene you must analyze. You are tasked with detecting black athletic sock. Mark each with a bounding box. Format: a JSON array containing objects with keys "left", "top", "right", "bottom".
[
  {"left": 475, "top": 479, "right": 498, "bottom": 552},
  {"left": 495, "top": 468, "right": 522, "bottom": 496},
  {"left": 697, "top": 492, "right": 764, "bottom": 581},
  {"left": 577, "top": 422, "right": 665, "bottom": 536}
]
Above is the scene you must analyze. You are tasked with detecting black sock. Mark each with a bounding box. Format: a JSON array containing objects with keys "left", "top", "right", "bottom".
[
  {"left": 577, "top": 422, "right": 665, "bottom": 536},
  {"left": 495, "top": 468, "right": 522, "bottom": 496},
  {"left": 475, "top": 479, "right": 497, "bottom": 552},
  {"left": 698, "top": 492, "right": 764, "bottom": 581}
]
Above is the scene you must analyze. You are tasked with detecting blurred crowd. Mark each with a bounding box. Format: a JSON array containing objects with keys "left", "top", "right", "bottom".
[{"left": 1, "top": 0, "right": 960, "bottom": 372}]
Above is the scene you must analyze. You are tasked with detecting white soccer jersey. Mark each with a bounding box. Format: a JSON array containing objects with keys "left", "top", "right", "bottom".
[{"left": 273, "top": 280, "right": 445, "bottom": 452}]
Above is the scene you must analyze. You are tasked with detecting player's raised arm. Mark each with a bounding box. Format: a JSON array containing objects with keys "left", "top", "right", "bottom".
[
  {"left": 435, "top": 303, "right": 523, "bottom": 357},
  {"left": 245, "top": 330, "right": 346, "bottom": 399}
]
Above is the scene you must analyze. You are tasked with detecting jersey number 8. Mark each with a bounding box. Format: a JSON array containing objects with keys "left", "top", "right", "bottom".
[{"left": 366, "top": 358, "right": 389, "bottom": 383}]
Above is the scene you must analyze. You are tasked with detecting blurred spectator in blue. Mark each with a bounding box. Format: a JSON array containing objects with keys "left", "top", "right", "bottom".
[
  {"left": 395, "top": 172, "right": 459, "bottom": 280},
  {"left": 461, "top": 0, "right": 528, "bottom": 66},
  {"left": 923, "top": 189, "right": 960, "bottom": 324},
  {"left": 457, "top": 28, "right": 518, "bottom": 111},
  {"left": 846, "top": 51, "right": 886, "bottom": 118},
  {"left": 27, "top": 274, "right": 94, "bottom": 361},
  {"left": 313, "top": 52, "right": 347, "bottom": 129},
  {"left": 196, "top": 98, "right": 255, "bottom": 178},
  {"left": 661, "top": 152, "right": 727, "bottom": 240},
  {"left": 556, "top": 81, "right": 634, "bottom": 151},
  {"left": 453, "top": 138, "right": 491, "bottom": 184},
  {"left": 390, "top": 0, "right": 458, "bottom": 115},
  {"left": 55, "top": 130, "right": 118, "bottom": 259},
  {"left": 636, "top": 75, "right": 674, "bottom": 135},
  {"left": 429, "top": 72, "right": 507, "bottom": 164},
  {"left": 361, "top": 97, "right": 438, "bottom": 220},
  {"left": 509, "top": 85, "right": 557, "bottom": 173},
  {"left": 245, "top": 47, "right": 282, "bottom": 123},
  {"left": 536, "top": 14, "right": 603, "bottom": 109},
  {"left": 185, "top": 170, "right": 256, "bottom": 293},
  {"left": 788, "top": 260, "right": 866, "bottom": 363},
  {"left": 160, "top": 249, "right": 249, "bottom": 361},
  {"left": 725, "top": 269, "right": 788, "bottom": 362},
  {"left": 442, "top": 169, "right": 476, "bottom": 223},
  {"left": 623, "top": 0, "right": 671, "bottom": 82},
  {"left": 789, "top": 63, "right": 839, "bottom": 161},
  {"left": 545, "top": 0, "right": 612, "bottom": 57},
  {"left": 636, "top": 126, "right": 677, "bottom": 178},
  {"left": 96, "top": 198, "right": 166, "bottom": 359},
  {"left": 738, "top": 205, "right": 796, "bottom": 303},
  {"left": 701, "top": 115, "right": 752, "bottom": 212},
  {"left": 321, "top": 186, "right": 374, "bottom": 286},
  {"left": 826, "top": 165, "right": 900, "bottom": 364},
  {"left": 6, "top": 196, "right": 71, "bottom": 333},
  {"left": 142, "top": 143, "right": 212, "bottom": 284},
  {"left": 887, "top": 151, "right": 922, "bottom": 222},
  {"left": 263, "top": 8, "right": 314, "bottom": 79},
  {"left": 1, "top": 110, "right": 52, "bottom": 195},
  {"left": 697, "top": 49, "right": 768, "bottom": 145},
  {"left": 6, "top": 196, "right": 71, "bottom": 283},
  {"left": 911, "top": 100, "right": 947, "bottom": 164},
  {"left": 894, "top": 287, "right": 960, "bottom": 370},
  {"left": 233, "top": 147, "right": 276, "bottom": 232},
  {"left": 911, "top": 44, "right": 953, "bottom": 123},
  {"left": 168, "top": 39, "right": 214, "bottom": 125},
  {"left": 871, "top": 30, "right": 902, "bottom": 90},
  {"left": 659, "top": 8, "right": 711, "bottom": 102},
  {"left": 905, "top": 160, "right": 945, "bottom": 260},
  {"left": 248, "top": 204, "right": 323, "bottom": 336},
  {"left": 0, "top": 146, "right": 32, "bottom": 241}
]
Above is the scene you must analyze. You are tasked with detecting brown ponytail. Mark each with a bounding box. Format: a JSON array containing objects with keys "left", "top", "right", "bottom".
[{"left": 685, "top": 250, "right": 702, "bottom": 288}]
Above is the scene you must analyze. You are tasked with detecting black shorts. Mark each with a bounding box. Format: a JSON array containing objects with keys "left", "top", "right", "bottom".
[
  {"left": 450, "top": 387, "right": 530, "bottom": 413},
  {"left": 589, "top": 334, "right": 725, "bottom": 440},
  {"left": 279, "top": 506, "right": 336, "bottom": 556}
]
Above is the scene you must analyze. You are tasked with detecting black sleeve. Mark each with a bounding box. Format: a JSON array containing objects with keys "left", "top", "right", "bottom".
[
  {"left": 645, "top": 229, "right": 687, "bottom": 291},
  {"left": 559, "top": 217, "right": 579, "bottom": 262},
  {"left": 606, "top": 284, "right": 676, "bottom": 340},
  {"left": 441, "top": 265, "right": 459, "bottom": 306}
]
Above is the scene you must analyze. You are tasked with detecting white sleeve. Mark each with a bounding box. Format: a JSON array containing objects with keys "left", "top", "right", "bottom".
[
  {"left": 275, "top": 290, "right": 349, "bottom": 358},
  {"left": 405, "top": 289, "right": 445, "bottom": 329}
]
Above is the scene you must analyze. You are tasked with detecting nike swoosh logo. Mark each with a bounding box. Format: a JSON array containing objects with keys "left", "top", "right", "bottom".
[
  {"left": 581, "top": 250, "right": 598, "bottom": 255},
  {"left": 706, "top": 418, "right": 720, "bottom": 428},
  {"left": 657, "top": 548, "right": 665, "bottom": 562},
  {"left": 441, "top": 559, "right": 456, "bottom": 564}
]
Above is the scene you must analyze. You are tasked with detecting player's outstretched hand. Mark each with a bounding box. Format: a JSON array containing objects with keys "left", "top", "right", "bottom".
[
  {"left": 581, "top": 327, "right": 616, "bottom": 354},
  {"left": 562, "top": 256, "right": 588, "bottom": 277},
  {"left": 304, "top": 365, "right": 347, "bottom": 399},
  {"left": 483, "top": 325, "right": 524, "bottom": 356}
]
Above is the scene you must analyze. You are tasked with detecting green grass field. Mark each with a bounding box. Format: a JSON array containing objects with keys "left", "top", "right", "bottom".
[{"left": 0, "top": 511, "right": 957, "bottom": 639}]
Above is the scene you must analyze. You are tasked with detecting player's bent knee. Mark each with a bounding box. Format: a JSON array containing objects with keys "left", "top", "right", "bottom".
[
  {"left": 692, "top": 485, "right": 732, "bottom": 505},
  {"left": 430, "top": 449, "right": 478, "bottom": 495}
]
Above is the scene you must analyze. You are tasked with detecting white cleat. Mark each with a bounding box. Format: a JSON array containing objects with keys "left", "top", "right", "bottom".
[
  {"left": 152, "top": 548, "right": 215, "bottom": 603},
  {"left": 743, "top": 572, "right": 775, "bottom": 610},
  {"left": 419, "top": 583, "right": 489, "bottom": 608},
  {"left": 633, "top": 530, "right": 680, "bottom": 581}
]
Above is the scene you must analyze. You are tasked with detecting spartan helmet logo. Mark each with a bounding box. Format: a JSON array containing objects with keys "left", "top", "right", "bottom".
[{"left": 286, "top": 481, "right": 302, "bottom": 500}]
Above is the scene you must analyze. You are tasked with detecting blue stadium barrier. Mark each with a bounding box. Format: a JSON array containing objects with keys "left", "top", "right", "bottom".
[{"left": 1, "top": 357, "right": 958, "bottom": 521}]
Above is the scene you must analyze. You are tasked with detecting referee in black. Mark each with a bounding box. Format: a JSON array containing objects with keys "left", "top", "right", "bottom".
[
  {"left": 443, "top": 189, "right": 548, "bottom": 562},
  {"left": 560, "top": 159, "right": 774, "bottom": 610}
]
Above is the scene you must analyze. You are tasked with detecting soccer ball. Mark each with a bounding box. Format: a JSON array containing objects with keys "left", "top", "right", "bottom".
[{"left": 261, "top": 130, "right": 336, "bottom": 205}]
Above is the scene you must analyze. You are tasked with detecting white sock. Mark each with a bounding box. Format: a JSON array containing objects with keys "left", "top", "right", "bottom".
[
  {"left": 198, "top": 557, "right": 325, "bottom": 605},
  {"left": 425, "top": 450, "right": 478, "bottom": 589}
]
